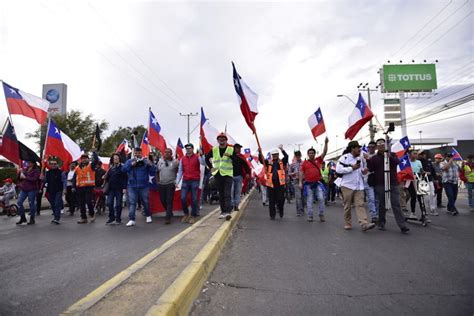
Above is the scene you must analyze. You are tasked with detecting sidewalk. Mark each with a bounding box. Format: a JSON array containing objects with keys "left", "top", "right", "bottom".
[{"left": 192, "top": 193, "right": 474, "bottom": 315}]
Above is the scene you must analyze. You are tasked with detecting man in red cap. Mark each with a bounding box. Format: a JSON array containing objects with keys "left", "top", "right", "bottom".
[
  {"left": 0, "top": 178, "right": 16, "bottom": 209},
  {"left": 205, "top": 133, "right": 235, "bottom": 220}
]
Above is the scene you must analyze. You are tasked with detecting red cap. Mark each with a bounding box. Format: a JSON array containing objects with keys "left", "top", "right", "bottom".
[{"left": 217, "top": 132, "right": 228, "bottom": 140}]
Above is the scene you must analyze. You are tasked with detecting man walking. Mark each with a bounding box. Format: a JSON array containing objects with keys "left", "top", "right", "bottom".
[
  {"left": 367, "top": 139, "right": 410, "bottom": 233},
  {"left": 43, "top": 160, "right": 66, "bottom": 224},
  {"left": 75, "top": 154, "right": 98, "bottom": 224},
  {"left": 158, "top": 148, "right": 179, "bottom": 224},
  {"left": 418, "top": 150, "right": 439, "bottom": 216},
  {"left": 177, "top": 143, "right": 204, "bottom": 224},
  {"left": 441, "top": 152, "right": 460, "bottom": 215},
  {"left": 230, "top": 144, "right": 251, "bottom": 211},
  {"left": 336, "top": 141, "right": 376, "bottom": 231},
  {"left": 288, "top": 150, "right": 304, "bottom": 216},
  {"left": 433, "top": 153, "right": 445, "bottom": 208},
  {"left": 122, "top": 148, "right": 157, "bottom": 226},
  {"left": 259, "top": 145, "right": 289, "bottom": 220},
  {"left": 205, "top": 133, "right": 235, "bottom": 221},
  {"left": 462, "top": 155, "right": 474, "bottom": 210},
  {"left": 299, "top": 137, "right": 329, "bottom": 222},
  {"left": 363, "top": 141, "right": 378, "bottom": 223}
]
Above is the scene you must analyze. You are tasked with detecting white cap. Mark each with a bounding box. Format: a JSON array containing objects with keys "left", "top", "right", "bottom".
[{"left": 271, "top": 149, "right": 279, "bottom": 155}]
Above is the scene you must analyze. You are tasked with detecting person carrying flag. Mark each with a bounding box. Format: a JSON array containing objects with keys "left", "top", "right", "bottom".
[
  {"left": 16, "top": 160, "right": 41, "bottom": 225},
  {"left": 259, "top": 145, "right": 289, "bottom": 220},
  {"left": 299, "top": 137, "right": 329, "bottom": 222},
  {"left": 367, "top": 139, "right": 410, "bottom": 233},
  {"left": 205, "top": 133, "right": 235, "bottom": 220},
  {"left": 440, "top": 152, "right": 460, "bottom": 215}
]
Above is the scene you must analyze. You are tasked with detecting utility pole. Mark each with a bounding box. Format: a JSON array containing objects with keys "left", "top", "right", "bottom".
[
  {"left": 357, "top": 83, "right": 378, "bottom": 142},
  {"left": 179, "top": 112, "right": 198, "bottom": 143}
]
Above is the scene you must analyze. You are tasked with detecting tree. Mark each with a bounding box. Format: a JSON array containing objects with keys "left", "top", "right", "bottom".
[
  {"left": 101, "top": 125, "right": 146, "bottom": 157},
  {"left": 26, "top": 110, "right": 109, "bottom": 155}
]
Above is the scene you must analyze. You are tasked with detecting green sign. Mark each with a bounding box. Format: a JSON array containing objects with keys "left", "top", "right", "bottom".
[
  {"left": 384, "top": 98, "right": 400, "bottom": 104},
  {"left": 382, "top": 64, "right": 437, "bottom": 92}
]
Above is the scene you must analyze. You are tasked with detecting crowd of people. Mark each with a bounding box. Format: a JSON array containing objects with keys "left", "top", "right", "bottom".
[{"left": 1, "top": 133, "right": 473, "bottom": 233}]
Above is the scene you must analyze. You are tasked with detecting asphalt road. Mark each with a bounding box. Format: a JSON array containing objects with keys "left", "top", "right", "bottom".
[
  {"left": 0, "top": 204, "right": 216, "bottom": 316},
  {"left": 193, "top": 192, "right": 474, "bottom": 315}
]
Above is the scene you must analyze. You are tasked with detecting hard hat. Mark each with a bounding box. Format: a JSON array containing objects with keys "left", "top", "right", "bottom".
[
  {"left": 216, "top": 132, "right": 228, "bottom": 140},
  {"left": 271, "top": 149, "right": 279, "bottom": 155},
  {"left": 434, "top": 154, "right": 443, "bottom": 159},
  {"left": 3, "top": 178, "right": 13, "bottom": 183}
]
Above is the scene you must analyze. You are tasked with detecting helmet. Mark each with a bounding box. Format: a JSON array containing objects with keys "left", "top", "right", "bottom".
[
  {"left": 434, "top": 154, "right": 443, "bottom": 159},
  {"left": 270, "top": 149, "right": 279, "bottom": 155},
  {"left": 216, "top": 132, "right": 228, "bottom": 140}
]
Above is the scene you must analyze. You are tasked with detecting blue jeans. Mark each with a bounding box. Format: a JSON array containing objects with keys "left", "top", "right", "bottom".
[
  {"left": 467, "top": 182, "right": 474, "bottom": 208},
  {"left": 231, "top": 176, "right": 243, "bottom": 208},
  {"left": 305, "top": 183, "right": 324, "bottom": 217},
  {"left": 48, "top": 191, "right": 63, "bottom": 221},
  {"left": 181, "top": 180, "right": 199, "bottom": 217},
  {"left": 443, "top": 182, "right": 458, "bottom": 212},
  {"left": 127, "top": 187, "right": 150, "bottom": 221},
  {"left": 18, "top": 190, "right": 37, "bottom": 219},
  {"left": 107, "top": 189, "right": 124, "bottom": 222},
  {"left": 364, "top": 181, "right": 378, "bottom": 220}
]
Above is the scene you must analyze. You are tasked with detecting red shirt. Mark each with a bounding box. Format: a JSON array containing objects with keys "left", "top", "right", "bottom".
[{"left": 301, "top": 157, "right": 323, "bottom": 183}]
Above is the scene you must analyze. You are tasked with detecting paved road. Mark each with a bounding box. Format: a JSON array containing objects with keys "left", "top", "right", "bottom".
[
  {"left": 0, "top": 204, "right": 216, "bottom": 316},
  {"left": 193, "top": 192, "right": 474, "bottom": 315}
]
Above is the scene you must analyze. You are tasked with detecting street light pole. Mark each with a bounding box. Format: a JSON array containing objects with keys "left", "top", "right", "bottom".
[
  {"left": 419, "top": 130, "right": 423, "bottom": 150},
  {"left": 179, "top": 112, "right": 199, "bottom": 144}
]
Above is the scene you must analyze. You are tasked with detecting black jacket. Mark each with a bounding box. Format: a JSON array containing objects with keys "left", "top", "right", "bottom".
[{"left": 105, "top": 164, "right": 128, "bottom": 191}]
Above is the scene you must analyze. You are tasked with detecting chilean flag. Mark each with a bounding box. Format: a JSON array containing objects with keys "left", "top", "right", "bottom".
[
  {"left": 2, "top": 81, "right": 49, "bottom": 125},
  {"left": 451, "top": 148, "right": 463, "bottom": 161},
  {"left": 391, "top": 136, "right": 411, "bottom": 158},
  {"left": 141, "top": 131, "right": 151, "bottom": 157},
  {"left": 362, "top": 144, "right": 368, "bottom": 154},
  {"left": 44, "top": 119, "right": 82, "bottom": 170},
  {"left": 307, "top": 107, "right": 326, "bottom": 139},
  {"left": 243, "top": 148, "right": 251, "bottom": 159},
  {"left": 115, "top": 139, "right": 131, "bottom": 154},
  {"left": 397, "top": 153, "right": 414, "bottom": 182},
  {"left": 148, "top": 109, "right": 168, "bottom": 153},
  {"left": 232, "top": 62, "right": 258, "bottom": 134},
  {"left": 344, "top": 93, "right": 374, "bottom": 140},
  {"left": 0, "top": 120, "right": 20, "bottom": 165},
  {"left": 200, "top": 107, "right": 236, "bottom": 154},
  {"left": 176, "top": 138, "right": 184, "bottom": 159}
]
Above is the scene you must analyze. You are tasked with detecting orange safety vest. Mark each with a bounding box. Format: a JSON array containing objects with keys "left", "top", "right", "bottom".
[
  {"left": 75, "top": 164, "right": 96, "bottom": 187},
  {"left": 266, "top": 161, "right": 286, "bottom": 188}
]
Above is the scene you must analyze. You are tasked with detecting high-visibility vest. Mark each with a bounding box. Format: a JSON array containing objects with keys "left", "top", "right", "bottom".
[
  {"left": 75, "top": 164, "right": 95, "bottom": 187},
  {"left": 266, "top": 161, "right": 286, "bottom": 188},
  {"left": 212, "top": 146, "right": 234, "bottom": 177}
]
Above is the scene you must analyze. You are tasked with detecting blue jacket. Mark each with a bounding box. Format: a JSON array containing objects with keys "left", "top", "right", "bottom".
[
  {"left": 106, "top": 164, "right": 128, "bottom": 191},
  {"left": 122, "top": 158, "right": 157, "bottom": 189}
]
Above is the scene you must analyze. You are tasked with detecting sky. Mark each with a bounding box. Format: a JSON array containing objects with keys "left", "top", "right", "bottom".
[{"left": 0, "top": 0, "right": 472, "bottom": 158}]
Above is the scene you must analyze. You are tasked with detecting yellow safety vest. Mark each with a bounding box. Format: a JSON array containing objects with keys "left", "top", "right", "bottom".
[{"left": 212, "top": 146, "right": 234, "bottom": 177}]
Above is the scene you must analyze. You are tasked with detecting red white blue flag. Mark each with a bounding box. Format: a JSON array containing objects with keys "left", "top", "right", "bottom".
[
  {"left": 200, "top": 107, "right": 236, "bottom": 154},
  {"left": 397, "top": 153, "right": 414, "bottom": 181},
  {"left": 44, "top": 119, "right": 82, "bottom": 170},
  {"left": 0, "top": 119, "right": 20, "bottom": 165},
  {"left": 451, "top": 148, "right": 463, "bottom": 161},
  {"left": 2, "top": 81, "right": 49, "bottom": 125},
  {"left": 344, "top": 93, "right": 374, "bottom": 140},
  {"left": 176, "top": 138, "right": 184, "bottom": 159},
  {"left": 391, "top": 136, "right": 411, "bottom": 158},
  {"left": 141, "top": 131, "right": 151, "bottom": 157},
  {"left": 115, "top": 139, "right": 131, "bottom": 155},
  {"left": 232, "top": 62, "right": 258, "bottom": 134},
  {"left": 148, "top": 109, "right": 168, "bottom": 153},
  {"left": 307, "top": 107, "right": 326, "bottom": 139}
]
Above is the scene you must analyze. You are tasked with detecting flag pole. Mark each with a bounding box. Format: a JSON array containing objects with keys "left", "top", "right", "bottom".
[{"left": 41, "top": 117, "right": 52, "bottom": 175}]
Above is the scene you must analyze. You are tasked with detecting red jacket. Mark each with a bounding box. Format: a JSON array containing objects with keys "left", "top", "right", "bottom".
[{"left": 181, "top": 154, "right": 201, "bottom": 181}]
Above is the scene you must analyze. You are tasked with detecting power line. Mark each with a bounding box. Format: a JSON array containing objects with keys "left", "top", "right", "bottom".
[
  {"left": 402, "top": 0, "right": 470, "bottom": 56},
  {"left": 413, "top": 84, "right": 473, "bottom": 111},
  {"left": 406, "top": 111, "right": 473, "bottom": 127},
  {"left": 389, "top": 0, "right": 453, "bottom": 58},
  {"left": 407, "top": 93, "right": 474, "bottom": 123},
  {"left": 414, "top": 10, "right": 473, "bottom": 57}
]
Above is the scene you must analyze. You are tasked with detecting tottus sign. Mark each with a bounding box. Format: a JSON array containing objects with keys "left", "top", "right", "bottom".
[{"left": 382, "top": 64, "right": 437, "bottom": 92}]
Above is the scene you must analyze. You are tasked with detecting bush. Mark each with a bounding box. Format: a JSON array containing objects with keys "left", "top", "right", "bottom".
[{"left": 0, "top": 168, "right": 18, "bottom": 183}]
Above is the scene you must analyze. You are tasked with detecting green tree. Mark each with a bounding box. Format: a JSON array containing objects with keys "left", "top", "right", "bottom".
[
  {"left": 26, "top": 110, "right": 109, "bottom": 155},
  {"left": 101, "top": 125, "right": 146, "bottom": 157}
]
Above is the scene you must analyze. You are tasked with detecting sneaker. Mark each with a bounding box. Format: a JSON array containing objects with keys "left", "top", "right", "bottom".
[
  {"left": 279, "top": 212, "right": 284, "bottom": 218},
  {"left": 115, "top": 221, "right": 122, "bottom": 225},
  {"left": 378, "top": 226, "right": 386, "bottom": 231},
  {"left": 126, "top": 220, "right": 136, "bottom": 227},
  {"left": 60, "top": 209, "right": 64, "bottom": 214},
  {"left": 344, "top": 224, "right": 352, "bottom": 230},
  {"left": 307, "top": 216, "right": 314, "bottom": 222},
  {"left": 401, "top": 227, "right": 410, "bottom": 234},
  {"left": 371, "top": 217, "right": 378, "bottom": 224},
  {"left": 181, "top": 215, "right": 190, "bottom": 223},
  {"left": 90, "top": 215, "right": 96, "bottom": 223},
  {"left": 146, "top": 216, "right": 152, "bottom": 223},
  {"left": 409, "top": 212, "right": 417, "bottom": 219},
  {"left": 234, "top": 207, "right": 240, "bottom": 212},
  {"left": 430, "top": 210, "right": 439, "bottom": 216},
  {"left": 77, "top": 218, "right": 88, "bottom": 224},
  {"left": 296, "top": 212, "right": 303, "bottom": 217},
  {"left": 165, "top": 218, "right": 171, "bottom": 225},
  {"left": 106, "top": 219, "right": 115, "bottom": 225},
  {"left": 319, "top": 214, "right": 325, "bottom": 222},
  {"left": 16, "top": 217, "right": 27, "bottom": 225},
  {"left": 362, "top": 223, "right": 376, "bottom": 231},
  {"left": 27, "top": 218, "right": 35, "bottom": 225},
  {"left": 218, "top": 213, "right": 226, "bottom": 219},
  {"left": 452, "top": 210, "right": 459, "bottom": 216},
  {"left": 51, "top": 219, "right": 60, "bottom": 225},
  {"left": 270, "top": 216, "right": 275, "bottom": 220},
  {"left": 225, "top": 213, "right": 232, "bottom": 221},
  {"left": 188, "top": 216, "right": 197, "bottom": 224}
]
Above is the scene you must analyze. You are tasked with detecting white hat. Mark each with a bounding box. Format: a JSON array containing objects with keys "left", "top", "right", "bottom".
[{"left": 271, "top": 149, "right": 279, "bottom": 155}]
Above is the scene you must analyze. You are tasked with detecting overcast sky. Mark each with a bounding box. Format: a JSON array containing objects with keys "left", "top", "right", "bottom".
[{"left": 0, "top": 0, "right": 472, "bottom": 157}]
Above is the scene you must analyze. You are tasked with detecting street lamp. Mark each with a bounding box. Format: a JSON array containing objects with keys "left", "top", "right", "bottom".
[
  {"left": 337, "top": 94, "right": 356, "bottom": 105},
  {"left": 419, "top": 130, "right": 423, "bottom": 150}
]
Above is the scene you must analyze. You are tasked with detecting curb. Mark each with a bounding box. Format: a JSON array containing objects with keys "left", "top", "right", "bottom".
[
  {"left": 145, "top": 190, "right": 253, "bottom": 316},
  {"left": 61, "top": 206, "right": 221, "bottom": 315}
]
